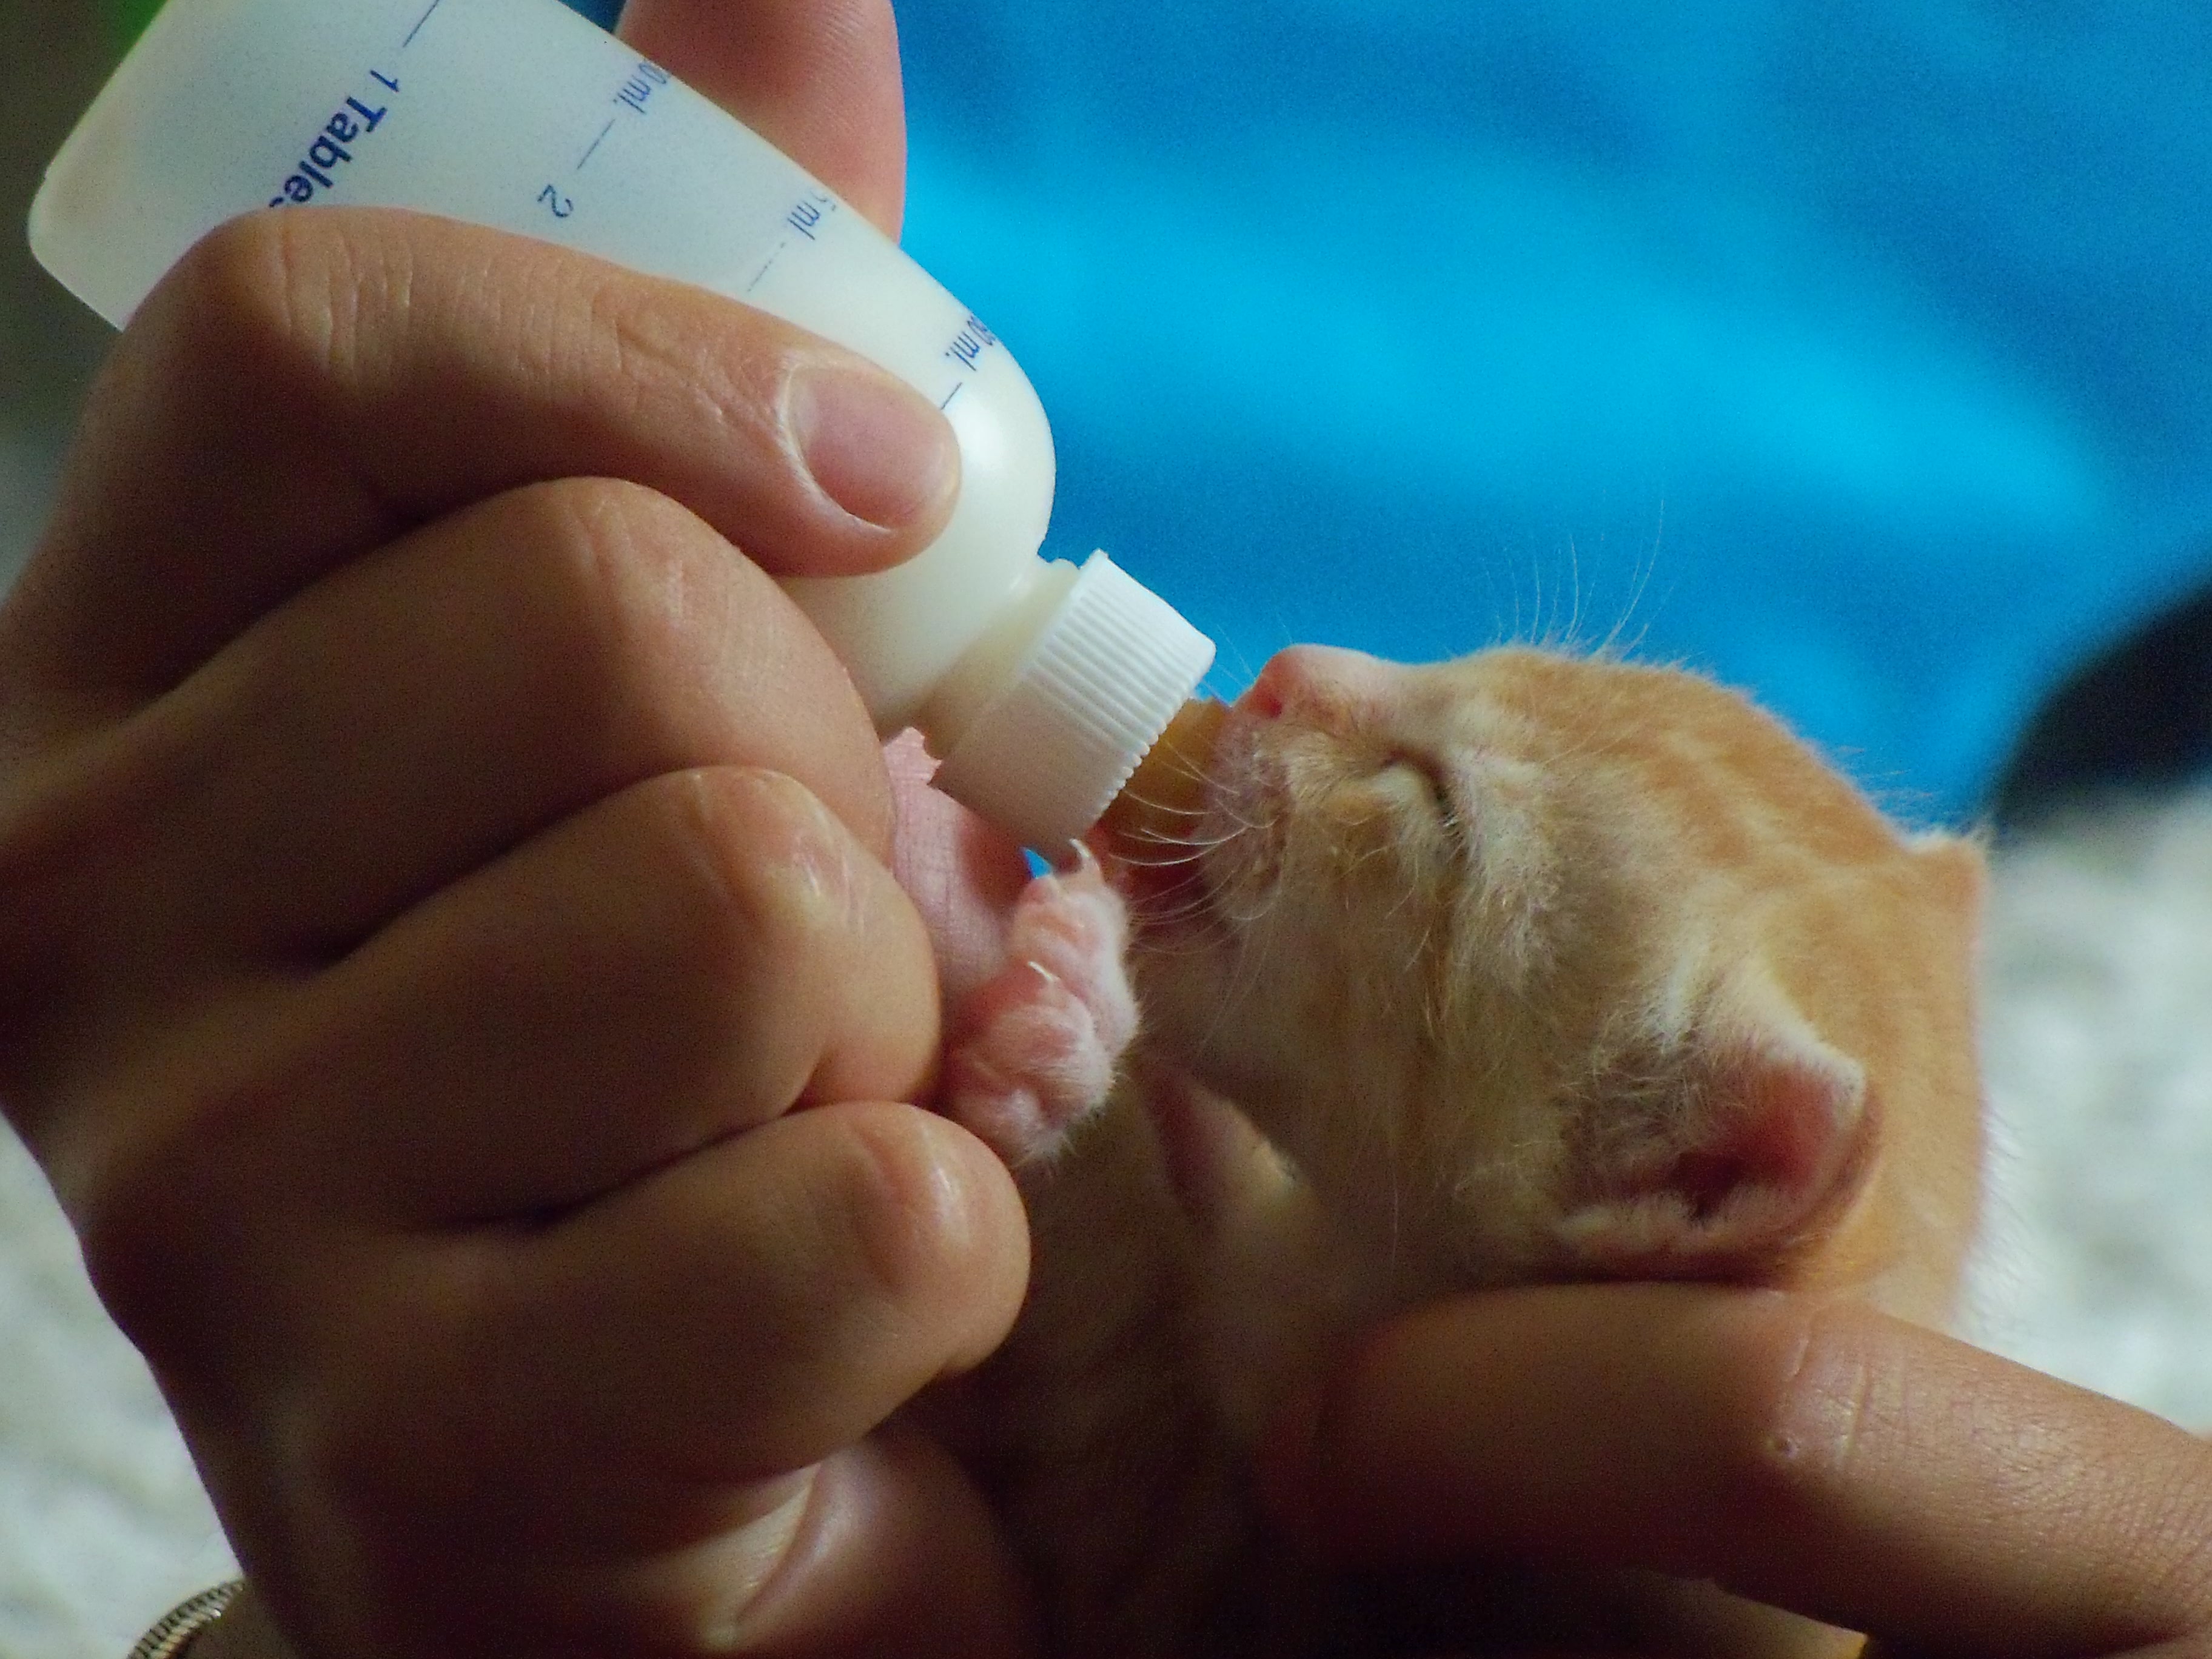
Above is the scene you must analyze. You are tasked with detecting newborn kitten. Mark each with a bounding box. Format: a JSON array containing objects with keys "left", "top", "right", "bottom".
[{"left": 931, "top": 643, "right": 1985, "bottom": 1657}]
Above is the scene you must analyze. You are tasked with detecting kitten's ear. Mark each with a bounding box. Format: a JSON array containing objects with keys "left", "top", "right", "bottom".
[{"left": 1556, "top": 968, "right": 1876, "bottom": 1280}]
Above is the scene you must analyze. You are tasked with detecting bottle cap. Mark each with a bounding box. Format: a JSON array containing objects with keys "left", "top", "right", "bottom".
[{"left": 930, "top": 551, "right": 1216, "bottom": 853}]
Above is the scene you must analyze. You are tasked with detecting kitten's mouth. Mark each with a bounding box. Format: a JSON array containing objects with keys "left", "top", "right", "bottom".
[{"left": 1093, "top": 698, "right": 1232, "bottom": 919}]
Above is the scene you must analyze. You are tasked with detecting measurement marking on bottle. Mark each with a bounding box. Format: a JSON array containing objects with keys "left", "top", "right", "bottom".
[
  {"left": 615, "top": 61, "right": 671, "bottom": 116},
  {"left": 401, "top": 0, "right": 444, "bottom": 49},
  {"left": 939, "top": 384, "right": 964, "bottom": 411},
  {"left": 577, "top": 118, "right": 616, "bottom": 171},
  {"left": 267, "top": 86, "right": 394, "bottom": 206},
  {"left": 744, "top": 240, "right": 789, "bottom": 295},
  {"left": 944, "top": 313, "right": 1000, "bottom": 372}
]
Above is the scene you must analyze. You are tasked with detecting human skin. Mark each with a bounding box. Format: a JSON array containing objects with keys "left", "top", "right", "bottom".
[
  {"left": 0, "top": 0, "right": 1045, "bottom": 1654},
  {"left": 1265, "top": 1284, "right": 2212, "bottom": 1657}
]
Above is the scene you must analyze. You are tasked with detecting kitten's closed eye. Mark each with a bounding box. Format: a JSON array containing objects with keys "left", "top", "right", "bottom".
[
  {"left": 1380, "top": 749, "right": 1458, "bottom": 826},
  {"left": 1240, "top": 659, "right": 1460, "bottom": 836}
]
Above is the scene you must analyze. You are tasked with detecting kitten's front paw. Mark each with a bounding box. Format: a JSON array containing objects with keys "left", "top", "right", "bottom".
[{"left": 939, "top": 850, "right": 1139, "bottom": 1168}]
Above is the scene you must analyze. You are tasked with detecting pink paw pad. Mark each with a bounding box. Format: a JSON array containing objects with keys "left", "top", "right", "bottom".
[{"left": 939, "top": 853, "right": 1138, "bottom": 1168}]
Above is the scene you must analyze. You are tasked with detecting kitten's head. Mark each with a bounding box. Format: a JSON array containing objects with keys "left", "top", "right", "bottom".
[{"left": 1110, "top": 645, "right": 1983, "bottom": 1321}]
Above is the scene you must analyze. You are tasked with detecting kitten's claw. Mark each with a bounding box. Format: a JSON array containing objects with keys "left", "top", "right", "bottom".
[{"left": 939, "top": 856, "right": 1138, "bottom": 1168}]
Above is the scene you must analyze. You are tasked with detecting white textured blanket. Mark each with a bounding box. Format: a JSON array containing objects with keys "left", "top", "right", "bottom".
[{"left": 1968, "top": 796, "right": 2212, "bottom": 1427}]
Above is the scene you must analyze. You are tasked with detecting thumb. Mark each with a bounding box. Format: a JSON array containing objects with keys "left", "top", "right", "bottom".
[
  {"left": 9, "top": 209, "right": 957, "bottom": 736},
  {"left": 1264, "top": 1284, "right": 2212, "bottom": 1658}
]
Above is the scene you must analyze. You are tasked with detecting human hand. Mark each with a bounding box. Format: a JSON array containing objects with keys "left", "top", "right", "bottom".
[
  {"left": 1265, "top": 1283, "right": 2212, "bottom": 1657},
  {"left": 0, "top": 1, "right": 1044, "bottom": 1654}
]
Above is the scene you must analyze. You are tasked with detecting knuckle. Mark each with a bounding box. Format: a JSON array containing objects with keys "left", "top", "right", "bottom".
[
  {"left": 484, "top": 477, "right": 728, "bottom": 711},
  {"left": 586, "top": 268, "right": 794, "bottom": 444},
  {"left": 160, "top": 215, "right": 299, "bottom": 342},
  {"left": 154, "top": 212, "right": 369, "bottom": 397},
  {"left": 823, "top": 1105, "right": 999, "bottom": 1318},
  {"left": 66, "top": 1072, "right": 277, "bottom": 1356},
  {"left": 651, "top": 765, "right": 867, "bottom": 991},
  {"left": 0, "top": 737, "right": 229, "bottom": 1145},
  {"left": 53, "top": 1138, "right": 173, "bottom": 1332},
  {"left": 1742, "top": 1299, "right": 1877, "bottom": 1516}
]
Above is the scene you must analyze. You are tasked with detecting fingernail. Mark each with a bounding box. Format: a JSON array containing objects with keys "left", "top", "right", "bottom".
[{"left": 788, "top": 357, "right": 960, "bottom": 531}]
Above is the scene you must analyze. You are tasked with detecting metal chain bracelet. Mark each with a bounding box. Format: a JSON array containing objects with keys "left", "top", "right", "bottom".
[{"left": 126, "top": 1581, "right": 248, "bottom": 1659}]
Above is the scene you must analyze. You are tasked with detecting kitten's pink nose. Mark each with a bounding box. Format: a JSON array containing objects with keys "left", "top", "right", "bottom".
[{"left": 1242, "top": 645, "right": 1395, "bottom": 722}]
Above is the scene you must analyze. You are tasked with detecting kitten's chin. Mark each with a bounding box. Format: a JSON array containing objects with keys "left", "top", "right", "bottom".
[
  {"left": 1097, "top": 708, "right": 1253, "bottom": 934},
  {"left": 1098, "top": 834, "right": 1212, "bottom": 926},
  {"left": 1093, "top": 699, "right": 1235, "bottom": 927}
]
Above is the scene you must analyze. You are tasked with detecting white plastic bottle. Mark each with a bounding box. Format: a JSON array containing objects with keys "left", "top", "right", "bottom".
[{"left": 28, "top": 0, "right": 1213, "bottom": 851}]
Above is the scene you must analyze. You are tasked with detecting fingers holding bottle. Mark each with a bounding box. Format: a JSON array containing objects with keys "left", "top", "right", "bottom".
[
  {"left": 0, "top": 183, "right": 1012, "bottom": 1659},
  {"left": 4, "top": 5, "right": 1041, "bottom": 1654},
  {"left": 5, "top": 210, "right": 959, "bottom": 743},
  {"left": 7, "top": 475, "right": 883, "bottom": 984},
  {"left": 216, "top": 764, "right": 945, "bottom": 1228},
  {"left": 56, "top": 746, "right": 1030, "bottom": 1658}
]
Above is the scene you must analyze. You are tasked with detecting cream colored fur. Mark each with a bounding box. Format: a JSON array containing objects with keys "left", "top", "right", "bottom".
[{"left": 938, "top": 643, "right": 1985, "bottom": 1656}]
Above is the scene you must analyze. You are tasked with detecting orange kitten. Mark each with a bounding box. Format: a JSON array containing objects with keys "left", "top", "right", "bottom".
[{"left": 932, "top": 644, "right": 1985, "bottom": 1657}]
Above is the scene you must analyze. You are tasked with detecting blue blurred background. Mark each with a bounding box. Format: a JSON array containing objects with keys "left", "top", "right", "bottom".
[
  {"left": 168, "top": 1, "right": 2212, "bottom": 820},
  {"left": 870, "top": 1, "right": 2212, "bottom": 826}
]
